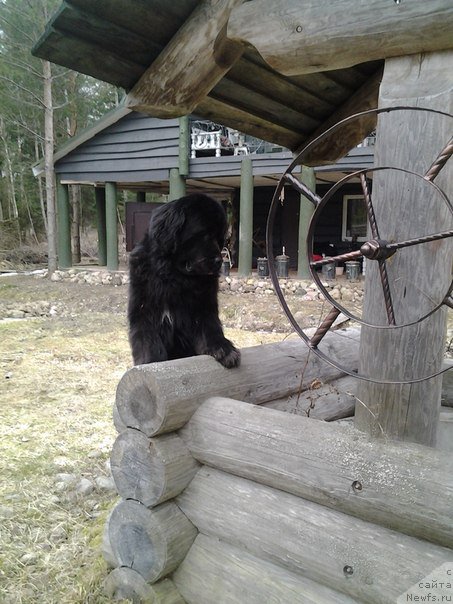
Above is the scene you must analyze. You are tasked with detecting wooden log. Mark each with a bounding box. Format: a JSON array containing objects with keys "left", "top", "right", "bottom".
[
  {"left": 116, "top": 329, "right": 360, "bottom": 436},
  {"left": 101, "top": 508, "right": 117, "bottom": 569},
  {"left": 263, "top": 375, "right": 357, "bottom": 420},
  {"left": 125, "top": 0, "right": 244, "bottom": 117},
  {"left": 107, "top": 500, "right": 197, "bottom": 583},
  {"left": 174, "top": 533, "right": 358, "bottom": 604},
  {"left": 177, "top": 467, "right": 452, "bottom": 604},
  {"left": 179, "top": 397, "right": 453, "bottom": 548},
  {"left": 227, "top": 0, "right": 453, "bottom": 76},
  {"left": 356, "top": 51, "right": 453, "bottom": 445},
  {"left": 110, "top": 429, "right": 199, "bottom": 507},
  {"left": 104, "top": 568, "right": 185, "bottom": 604}
]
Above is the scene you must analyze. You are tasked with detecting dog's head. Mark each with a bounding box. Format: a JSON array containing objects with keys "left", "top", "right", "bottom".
[{"left": 149, "top": 193, "right": 227, "bottom": 276}]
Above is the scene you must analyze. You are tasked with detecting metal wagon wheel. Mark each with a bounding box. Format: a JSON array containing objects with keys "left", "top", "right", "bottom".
[{"left": 266, "top": 106, "right": 453, "bottom": 384}]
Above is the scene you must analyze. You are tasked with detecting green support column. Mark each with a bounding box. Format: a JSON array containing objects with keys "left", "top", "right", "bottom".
[
  {"left": 179, "top": 116, "right": 190, "bottom": 178},
  {"left": 95, "top": 187, "right": 107, "bottom": 266},
  {"left": 297, "top": 165, "right": 316, "bottom": 279},
  {"left": 105, "top": 182, "right": 118, "bottom": 271},
  {"left": 56, "top": 178, "right": 72, "bottom": 268},
  {"left": 169, "top": 167, "right": 186, "bottom": 201},
  {"left": 238, "top": 156, "right": 253, "bottom": 277}
]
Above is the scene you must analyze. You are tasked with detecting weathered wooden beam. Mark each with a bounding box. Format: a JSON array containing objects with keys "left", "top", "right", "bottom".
[
  {"left": 105, "top": 568, "right": 185, "bottom": 604},
  {"left": 301, "top": 69, "right": 382, "bottom": 165},
  {"left": 107, "top": 499, "right": 197, "bottom": 583},
  {"left": 174, "top": 534, "right": 358, "bottom": 604},
  {"left": 125, "top": 0, "right": 245, "bottom": 117},
  {"left": 115, "top": 330, "right": 360, "bottom": 436},
  {"left": 177, "top": 467, "right": 452, "bottom": 603},
  {"left": 110, "top": 430, "right": 199, "bottom": 506},
  {"left": 180, "top": 397, "right": 453, "bottom": 548},
  {"left": 356, "top": 51, "right": 453, "bottom": 445},
  {"left": 227, "top": 0, "right": 453, "bottom": 76}
]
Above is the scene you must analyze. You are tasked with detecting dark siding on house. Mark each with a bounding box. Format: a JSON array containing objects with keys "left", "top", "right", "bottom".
[
  {"left": 189, "top": 152, "right": 300, "bottom": 179},
  {"left": 55, "top": 112, "right": 180, "bottom": 182}
]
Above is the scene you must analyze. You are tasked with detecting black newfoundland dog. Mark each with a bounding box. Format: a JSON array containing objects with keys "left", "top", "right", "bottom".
[{"left": 128, "top": 193, "right": 240, "bottom": 369}]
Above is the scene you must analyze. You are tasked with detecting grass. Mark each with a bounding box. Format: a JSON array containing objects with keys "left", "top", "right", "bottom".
[{"left": 0, "top": 281, "right": 287, "bottom": 603}]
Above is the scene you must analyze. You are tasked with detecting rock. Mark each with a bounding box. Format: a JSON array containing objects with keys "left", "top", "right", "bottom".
[
  {"left": 75, "top": 478, "right": 95, "bottom": 496},
  {"left": 0, "top": 505, "right": 14, "bottom": 519},
  {"left": 50, "top": 526, "right": 67, "bottom": 543},
  {"left": 20, "top": 553, "right": 38, "bottom": 566},
  {"left": 95, "top": 476, "right": 116, "bottom": 492},
  {"left": 54, "top": 473, "right": 78, "bottom": 485}
]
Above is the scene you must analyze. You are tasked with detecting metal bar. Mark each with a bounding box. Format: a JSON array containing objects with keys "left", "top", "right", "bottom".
[
  {"left": 386, "top": 230, "right": 453, "bottom": 251},
  {"left": 309, "top": 306, "right": 342, "bottom": 349},
  {"left": 310, "top": 249, "right": 362, "bottom": 268},
  {"left": 284, "top": 173, "right": 321, "bottom": 206},
  {"left": 378, "top": 260, "right": 396, "bottom": 325},
  {"left": 424, "top": 136, "right": 453, "bottom": 182},
  {"left": 360, "top": 173, "right": 380, "bottom": 239}
]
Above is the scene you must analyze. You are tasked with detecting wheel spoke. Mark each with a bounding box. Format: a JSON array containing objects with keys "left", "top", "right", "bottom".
[
  {"left": 424, "top": 136, "right": 453, "bottom": 182},
  {"left": 378, "top": 260, "right": 396, "bottom": 325},
  {"left": 310, "top": 249, "right": 362, "bottom": 268},
  {"left": 309, "top": 306, "right": 342, "bottom": 348},
  {"left": 386, "top": 229, "right": 453, "bottom": 252},
  {"left": 283, "top": 173, "right": 321, "bottom": 206},
  {"left": 360, "top": 173, "right": 380, "bottom": 239}
]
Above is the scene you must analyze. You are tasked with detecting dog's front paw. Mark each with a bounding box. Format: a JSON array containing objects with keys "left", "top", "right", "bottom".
[{"left": 210, "top": 340, "right": 241, "bottom": 369}]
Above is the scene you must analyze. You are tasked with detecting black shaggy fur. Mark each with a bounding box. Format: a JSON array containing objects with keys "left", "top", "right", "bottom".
[{"left": 128, "top": 193, "right": 240, "bottom": 369}]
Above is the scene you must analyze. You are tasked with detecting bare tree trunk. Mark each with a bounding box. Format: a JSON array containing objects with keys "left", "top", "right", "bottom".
[
  {"left": 34, "top": 137, "right": 48, "bottom": 236},
  {"left": 70, "top": 184, "right": 81, "bottom": 263},
  {"left": 42, "top": 59, "right": 57, "bottom": 274},
  {"left": 0, "top": 117, "right": 21, "bottom": 244}
]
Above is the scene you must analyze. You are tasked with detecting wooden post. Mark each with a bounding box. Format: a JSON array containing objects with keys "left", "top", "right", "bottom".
[
  {"left": 56, "top": 178, "right": 71, "bottom": 268},
  {"left": 94, "top": 187, "right": 107, "bottom": 266},
  {"left": 297, "top": 165, "right": 316, "bottom": 279},
  {"left": 169, "top": 168, "right": 186, "bottom": 201},
  {"left": 356, "top": 51, "right": 453, "bottom": 446},
  {"left": 238, "top": 156, "right": 253, "bottom": 276},
  {"left": 105, "top": 182, "right": 118, "bottom": 271}
]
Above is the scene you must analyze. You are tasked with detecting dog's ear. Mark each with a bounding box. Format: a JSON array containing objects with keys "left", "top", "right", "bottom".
[{"left": 149, "top": 203, "right": 186, "bottom": 254}]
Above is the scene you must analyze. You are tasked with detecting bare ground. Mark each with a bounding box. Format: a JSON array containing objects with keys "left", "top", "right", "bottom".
[{"left": 0, "top": 272, "right": 301, "bottom": 604}]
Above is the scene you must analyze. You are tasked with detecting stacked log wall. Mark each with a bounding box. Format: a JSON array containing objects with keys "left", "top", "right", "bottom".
[{"left": 103, "top": 331, "right": 453, "bottom": 602}]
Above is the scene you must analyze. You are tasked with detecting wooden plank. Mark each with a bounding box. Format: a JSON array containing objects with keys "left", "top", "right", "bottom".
[
  {"left": 107, "top": 499, "right": 197, "bottom": 582},
  {"left": 110, "top": 429, "right": 199, "bottom": 506},
  {"left": 177, "top": 467, "right": 452, "bottom": 604},
  {"left": 227, "top": 0, "right": 453, "bottom": 76},
  {"left": 356, "top": 51, "right": 453, "bottom": 445},
  {"left": 180, "top": 397, "right": 453, "bottom": 548},
  {"left": 105, "top": 568, "right": 186, "bottom": 604},
  {"left": 115, "top": 330, "right": 360, "bottom": 436},
  {"left": 174, "top": 534, "right": 359, "bottom": 604},
  {"left": 126, "top": 0, "right": 245, "bottom": 117}
]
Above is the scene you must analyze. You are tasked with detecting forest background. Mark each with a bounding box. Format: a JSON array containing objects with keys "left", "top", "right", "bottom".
[{"left": 0, "top": 0, "right": 120, "bottom": 271}]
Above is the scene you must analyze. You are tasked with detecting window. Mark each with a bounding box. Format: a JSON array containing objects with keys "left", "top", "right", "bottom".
[{"left": 342, "top": 195, "right": 368, "bottom": 241}]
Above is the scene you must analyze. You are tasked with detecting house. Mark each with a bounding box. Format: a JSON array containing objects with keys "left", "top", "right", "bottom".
[{"left": 34, "top": 107, "right": 374, "bottom": 274}]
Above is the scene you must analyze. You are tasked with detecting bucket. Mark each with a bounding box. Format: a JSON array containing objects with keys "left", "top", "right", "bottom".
[
  {"left": 345, "top": 260, "right": 361, "bottom": 281},
  {"left": 221, "top": 260, "right": 230, "bottom": 276},
  {"left": 257, "top": 257, "right": 269, "bottom": 277},
  {"left": 322, "top": 260, "right": 336, "bottom": 280},
  {"left": 275, "top": 252, "right": 290, "bottom": 278}
]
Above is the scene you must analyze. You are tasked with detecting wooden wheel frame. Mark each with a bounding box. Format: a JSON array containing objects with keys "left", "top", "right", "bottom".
[{"left": 266, "top": 106, "right": 453, "bottom": 384}]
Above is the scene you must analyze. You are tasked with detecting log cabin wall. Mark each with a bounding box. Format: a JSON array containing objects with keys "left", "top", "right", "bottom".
[{"left": 103, "top": 333, "right": 453, "bottom": 603}]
